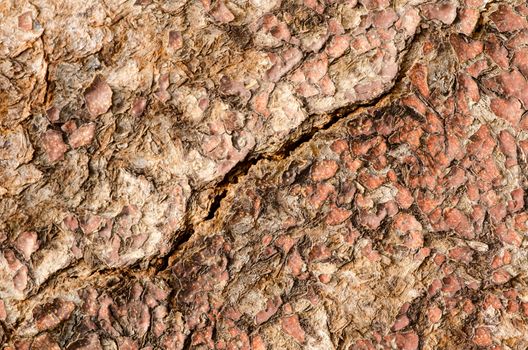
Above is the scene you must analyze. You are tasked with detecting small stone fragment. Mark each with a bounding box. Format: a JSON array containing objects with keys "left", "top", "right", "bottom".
[
  {"left": 492, "top": 269, "right": 512, "bottom": 285},
  {"left": 41, "top": 130, "right": 68, "bottom": 162},
  {"left": 395, "top": 331, "right": 419, "bottom": 350},
  {"left": 15, "top": 231, "right": 39, "bottom": 261},
  {"left": 428, "top": 305, "right": 442, "bottom": 323},
  {"left": 450, "top": 34, "right": 483, "bottom": 62},
  {"left": 46, "top": 107, "right": 60, "bottom": 123},
  {"left": 61, "top": 120, "right": 77, "bottom": 134},
  {"left": 421, "top": 2, "right": 458, "bottom": 25},
  {"left": 473, "top": 327, "right": 493, "bottom": 347},
  {"left": 457, "top": 8, "right": 480, "bottom": 35},
  {"left": 281, "top": 311, "right": 305, "bottom": 344},
  {"left": 168, "top": 30, "right": 183, "bottom": 50},
  {"left": 311, "top": 160, "right": 339, "bottom": 181},
  {"left": 325, "top": 35, "right": 350, "bottom": 58},
  {"left": 211, "top": 1, "right": 235, "bottom": 23},
  {"left": 18, "top": 12, "right": 33, "bottom": 31},
  {"left": 68, "top": 123, "right": 96, "bottom": 148},
  {"left": 490, "top": 4, "right": 528, "bottom": 32},
  {"left": 84, "top": 76, "right": 113, "bottom": 118},
  {"left": 490, "top": 97, "right": 523, "bottom": 126},
  {"left": 409, "top": 63, "right": 429, "bottom": 97},
  {"left": 0, "top": 300, "right": 6, "bottom": 321},
  {"left": 131, "top": 97, "right": 147, "bottom": 117}
]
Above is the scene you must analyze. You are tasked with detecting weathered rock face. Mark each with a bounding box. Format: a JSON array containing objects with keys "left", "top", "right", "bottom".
[{"left": 1, "top": 0, "right": 528, "bottom": 349}]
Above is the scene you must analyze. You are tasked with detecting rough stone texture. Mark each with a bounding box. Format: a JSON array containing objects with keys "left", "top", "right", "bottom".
[{"left": 1, "top": 0, "right": 528, "bottom": 349}]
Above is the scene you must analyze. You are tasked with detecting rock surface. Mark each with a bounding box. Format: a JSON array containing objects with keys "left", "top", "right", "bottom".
[{"left": 1, "top": 0, "right": 528, "bottom": 349}]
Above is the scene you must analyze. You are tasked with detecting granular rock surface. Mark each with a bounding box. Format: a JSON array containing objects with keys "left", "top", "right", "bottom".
[{"left": 1, "top": 0, "right": 528, "bottom": 349}]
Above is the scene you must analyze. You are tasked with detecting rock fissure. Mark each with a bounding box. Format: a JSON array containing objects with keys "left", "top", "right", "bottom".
[{"left": 3, "top": 0, "right": 528, "bottom": 348}]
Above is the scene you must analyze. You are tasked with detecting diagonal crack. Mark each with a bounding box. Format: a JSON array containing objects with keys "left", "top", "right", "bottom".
[
  {"left": 5, "top": 26, "right": 427, "bottom": 339},
  {"left": 152, "top": 26, "right": 428, "bottom": 271}
]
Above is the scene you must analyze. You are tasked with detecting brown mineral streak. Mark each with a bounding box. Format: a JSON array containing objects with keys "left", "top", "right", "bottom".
[{"left": 1, "top": 0, "right": 528, "bottom": 349}]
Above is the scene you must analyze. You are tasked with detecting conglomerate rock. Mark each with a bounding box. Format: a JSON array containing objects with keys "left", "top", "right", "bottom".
[{"left": 0, "top": 0, "right": 528, "bottom": 349}]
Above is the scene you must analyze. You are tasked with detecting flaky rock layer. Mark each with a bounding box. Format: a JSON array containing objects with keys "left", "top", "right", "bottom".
[{"left": 1, "top": 0, "right": 528, "bottom": 349}]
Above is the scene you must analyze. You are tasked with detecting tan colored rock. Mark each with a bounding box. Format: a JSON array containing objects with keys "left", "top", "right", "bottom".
[{"left": 2, "top": 0, "right": 528, "bottom": 349}]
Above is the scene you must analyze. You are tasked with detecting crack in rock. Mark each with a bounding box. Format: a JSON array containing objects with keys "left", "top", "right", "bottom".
[{"left": 3, "top": 0, "right": 528, "bottom": 348}]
